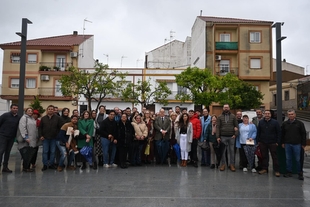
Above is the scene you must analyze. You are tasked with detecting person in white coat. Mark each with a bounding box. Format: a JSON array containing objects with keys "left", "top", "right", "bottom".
[{"left": 175, "top": 113, "right": 193, "bottom": 167}]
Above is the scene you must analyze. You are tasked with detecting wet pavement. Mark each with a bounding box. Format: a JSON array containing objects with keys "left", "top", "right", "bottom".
[{"left": 1, "top": 142, "right": 310, "bottom": 207}]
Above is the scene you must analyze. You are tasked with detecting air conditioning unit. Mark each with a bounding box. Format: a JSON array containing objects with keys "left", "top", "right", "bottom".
[
  {"left": 70, "top": 52, "right": 78, "bottom": 58},
  {"left": 215, "top": 55, "right": 221, "bottom": 61},
  {"left": 41, "top": 75, "right": 50, "bottom": 81}
]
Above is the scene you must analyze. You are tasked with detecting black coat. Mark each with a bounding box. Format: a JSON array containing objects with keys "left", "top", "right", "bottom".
[{"left": 117, "top": 120, "right": 134, "bottom": 146}]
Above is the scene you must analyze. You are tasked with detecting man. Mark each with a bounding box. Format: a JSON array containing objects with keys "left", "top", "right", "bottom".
[
  {"left": 39, "top": 105, "right": 63, "bottom": 171},
  {"left": 125, "top": 107, "right": 132, "bottom": 121},
  {"left": 257, "top": 110, "right": 281, "bottom": 177},
  {"left": 236, "top": 110, "right": 243, "bottom": 124},
  {"left": 0, "top": 104, "right": 20, "bottom": 173},
  {"left": 175, "top": 106, "right": 181, "bottom": 116},
  {"left": 189, "top": 110, "right": 202, "bottom": 168},
  {"left": 54, "top": 106, "right": 60, "bottom": 116},
  {"left": 141, "top": 107, "right": 147, "bottom": 117},
  {"left": 153, "top": 108, "right": 171, "bottom": 164},
  {"left": 252, "top": 109, "right": 263, "bottom": 127},
  {"left": 216, "top": 104, "right": 238, "bottom": 172},
  {"left": 200, "top": 108, "right": 211, "bottom": 167},
  {"left": 72, "top": 109, "right": 79, "bottom": 118},
  {"left": 114, "top": 107, "right": 122, "bottom": 122},
  {"left": 99, "top": 110, "right": 118, "bottom": 167},
  {"left": 281, "top": 109, "right": 306, "bottom": 180},
  {"left": 195, "top": 109, "right": 202, "bottom": 119},
  {"left": 96, "top": 105, "right": 107, "bottom": 126}
]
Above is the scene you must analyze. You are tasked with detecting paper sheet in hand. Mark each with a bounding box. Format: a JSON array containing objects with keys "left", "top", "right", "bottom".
[{"left": 246, "top": 139, "right": 254, "bottom": 145}]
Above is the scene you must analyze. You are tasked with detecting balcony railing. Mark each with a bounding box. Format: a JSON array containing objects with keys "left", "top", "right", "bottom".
[
  {"left": 215, "top": 67, "right": 238, "bottom": 76},
  {"left": 215, "top": 42, "right": 238, "bottom": 50},
  {"left": 38, "top": 87, "right": 65, "bottom": 97},
  {"left": 39, "top": 62, "right": 72, "bottom": 71}
]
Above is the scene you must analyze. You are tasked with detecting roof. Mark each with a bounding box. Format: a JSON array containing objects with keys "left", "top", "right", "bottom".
[
  {"left": 146, "top": 39, "right": 185, "bottom": 53},
  {"left": 0, "top": 33, "right": 93, "bottom": 48},
  {"left": 198, "top": 16, "right": 273, "bottom": 24}
]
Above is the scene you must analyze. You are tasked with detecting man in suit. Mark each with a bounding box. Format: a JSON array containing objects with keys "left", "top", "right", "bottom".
[{"left": 154, "top": 108, "right": 171, "bottom": 164}]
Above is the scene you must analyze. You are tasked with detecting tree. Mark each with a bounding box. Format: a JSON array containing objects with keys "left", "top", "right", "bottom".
[
  {"left": 59, "top": 63, "right": 126, "bottom": 112},
  {"left": 29, "top": 95, "right": 45, "bottom": 114},
  {"left": 175, "top": 67, "right": 264, "bottom": 109},
  {"left": 121, "top": 78, "right": 172, "bottom": 107}
]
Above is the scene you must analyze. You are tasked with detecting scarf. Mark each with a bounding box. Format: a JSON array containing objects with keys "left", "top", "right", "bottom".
[{"left": 212, "top": 124, "right": 216, "bottom": 135}]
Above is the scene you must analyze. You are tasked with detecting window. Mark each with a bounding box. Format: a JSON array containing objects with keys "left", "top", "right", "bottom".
[
  {"left": 27, "top": 54, "right": 37, "bottom": 63},
  {"left": 219, "top": 60, "right": 230, "bottom": 75},
  {"left": 11, "top": 78, "right": 19, "bottom": 88},
  {"left": 26, "top": 78, "right": 36, "bottom": 88},
  {"left": 11, "top": 53, "right": 20, "bottom": 63},
  {"left": 250, "top": 32, "right": 261, "bottom": 43},
  {"left": 177, "top": 85, "right": 187, "bottom": 95},
  {"left": 284, "top": 91, "right": 289, "bottom": 101},
  {"left": 55, "top": 80, "right": 63, "bottom": 96},
  {"left": 56, "top": 55, "right": 66, "bottom": 71},
  {"left": 250, "top": 58, "right": 261, "bottom": 69},
  {"left": 220, "top": 34, "right": 230, "bottom": 42}
]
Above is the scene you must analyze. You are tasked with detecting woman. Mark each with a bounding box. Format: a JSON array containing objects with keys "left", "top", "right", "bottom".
[
  {"left": 236, "top": 115, "right": 257, "bottom": 173},
  {"left": 175, "top": 113, "right": 193, "bottom": 167},
  {"left": 141, "top": 110, "right": 155, "bottom": 164},
  {"left": 91, "top": 109, "right": 102, "bottom": 168},
  {"left": 16, "top": 108, "right": 38, "bottom": 172},
  {"left": 60, "top": 108, "right": 71, "bottom": 124},
  {"left": 131, "top": 114, "right": 148, "bottom": 166},
  {"left": 77, "top": 111, "right": 95, "bottom": 169},
  {"left": 168, "top": 112, "right": 178, "bottom": 164},
  {"left": 30, "top": 109, "right": 41, "bottom": 169},
  {"left": 205, "top": 115, "right": 217, "bottom": 169},
  {"left": 56, "top": 115, "right": 79, "bottom": 171},
  {"left": 117, "top": 113, "right": 134, "bottom": 168}
]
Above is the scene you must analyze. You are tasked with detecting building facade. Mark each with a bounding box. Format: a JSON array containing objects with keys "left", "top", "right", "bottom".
[{"left": 0, "top": 31, "right": 94, "bottom": 114}]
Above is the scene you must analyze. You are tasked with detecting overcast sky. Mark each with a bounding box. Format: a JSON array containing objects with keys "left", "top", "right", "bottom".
[{"left": 1, "top": 0, "right": 310, "bottom": 80}]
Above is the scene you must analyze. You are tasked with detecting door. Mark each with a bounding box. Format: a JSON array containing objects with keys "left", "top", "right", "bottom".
[
  {"left": 56, "top": 55, "right": 66, "bottom": 71},
  {"left": 55, "top": 80, "right": 63, "bottom": 97}
]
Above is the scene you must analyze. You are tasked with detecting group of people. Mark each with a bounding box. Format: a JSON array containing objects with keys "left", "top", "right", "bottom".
[{"left": 0, "top": 103, "right": 307, "bottom": 181}]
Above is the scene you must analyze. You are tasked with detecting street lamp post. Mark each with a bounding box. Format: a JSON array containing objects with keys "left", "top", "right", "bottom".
[
  {"left": 121, "top": 56, "right": 127, "bottom": 68},
  {"left": 272, "top": 22, "right": 286, "bottom": 125},
  {"left": 16, "top": 18, "right": 32, "bottom": 117},
  {"left": 103, "top": 54, "right": 109, "bottom": 65}
]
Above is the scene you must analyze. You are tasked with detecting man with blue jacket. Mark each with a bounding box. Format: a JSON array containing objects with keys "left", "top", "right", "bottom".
[{"left": 257, "top": 110, "right": 281, "bottom": 177}]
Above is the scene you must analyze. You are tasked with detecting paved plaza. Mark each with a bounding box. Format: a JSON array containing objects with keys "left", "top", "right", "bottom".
[
  {"left": 0, "top": 144, "right": 309, "bottom": 207},
  {"left": 1, "top": 120, "right": 310, "bottom": 207}
]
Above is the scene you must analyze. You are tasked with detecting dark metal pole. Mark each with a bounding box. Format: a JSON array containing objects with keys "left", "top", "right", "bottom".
[
  {"left": 273, "top": 22, "right": 286, "bottom": 125},
  {"left": 16, "top": 18, "right": 32, "bottom": 117}
]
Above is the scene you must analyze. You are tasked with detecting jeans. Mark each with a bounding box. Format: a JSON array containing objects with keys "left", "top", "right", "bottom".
[
  {"left": 131, "top": 140, "right": 143, "bottom": 165},
  {"left": 190, "top": 139, "right": 198, "bottom": 162},
  {"left": 42, "top": 139, "right": 56, "bottom": 166},
  {"left": 56, "top": 141, "right": 75, "bottom": 167},
  {"left": 0, "top": 136, "right": 15, "bottom": 167},
  {"left": 220, "top": 136, "right": 235, "bottom": 165},
  {"left": 101, "top": 137, "right": 116, "bottom": 165},
  {"left": 285, "top": 144, "right": 301, "bottom": 174}
]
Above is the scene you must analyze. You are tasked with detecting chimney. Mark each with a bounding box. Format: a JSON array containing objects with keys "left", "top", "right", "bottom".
[{"left": 73, "top": 31, "right": 78, "bottom": 36}]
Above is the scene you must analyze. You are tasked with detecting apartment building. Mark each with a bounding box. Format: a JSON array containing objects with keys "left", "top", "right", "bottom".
[{"left": 0, "top": 31, "right": 94, "bottom": 114}]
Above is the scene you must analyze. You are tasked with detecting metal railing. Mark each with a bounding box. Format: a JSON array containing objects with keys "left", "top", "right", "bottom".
[
  {"left": 215, "top": 67, "right": 238, "bottom": 76},
  {"left": 38, "top": 87, "right": 64, "bottom": 97},
  {"left": 39, "top": 62, "right": 72, "bottom": 71},
  {"left": 215, "top": 42, "right": 238, "bottom": 50}
]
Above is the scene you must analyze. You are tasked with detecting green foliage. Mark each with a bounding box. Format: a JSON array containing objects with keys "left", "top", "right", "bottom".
[
  {"left": 175, "top": 67, "right": 264, "bottom": 109},
  {"left": 29, "top": 95, "right": 45, "bottom": 114},
  {"left": 58, "top": 63, "right": 126, "bottom": 112},
  {"left": 121, "top": 78, "right": 172, "bottom": 107}
]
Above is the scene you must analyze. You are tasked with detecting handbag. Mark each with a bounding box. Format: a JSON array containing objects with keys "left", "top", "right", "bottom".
[
  {"left": 144, "top": 140, "right": 150, "bottom": 155},
  {"left": 198, "top": 141, "right": 210, "bottom": 150},
  {"left": 80, "top": 145, "right": 93, "bottom": 164}
]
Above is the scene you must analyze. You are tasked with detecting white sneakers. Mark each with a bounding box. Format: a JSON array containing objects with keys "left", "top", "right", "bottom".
[
  {"left": 243, "top": 168, "right": 248, "bottom": 172},
  {"left": 251, "top": 168, "right": 257, "bottom": 173},
  {"left": 103, "top": 163, "right": 118, "bottom": 168}
]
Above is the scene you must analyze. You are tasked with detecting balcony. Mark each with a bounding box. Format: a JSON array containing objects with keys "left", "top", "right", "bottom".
[
  {"left": 38, "top": 87, "right": 72, "bottom": 100},
  {"left": 215, "top": 67, "right": 238, "bottom": 76},
  {"left": 39, "top": 62, "right": 72, "bottom": 72},
  {"left": 215, "top": 42, "right": 238, "bottom": 50}
]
